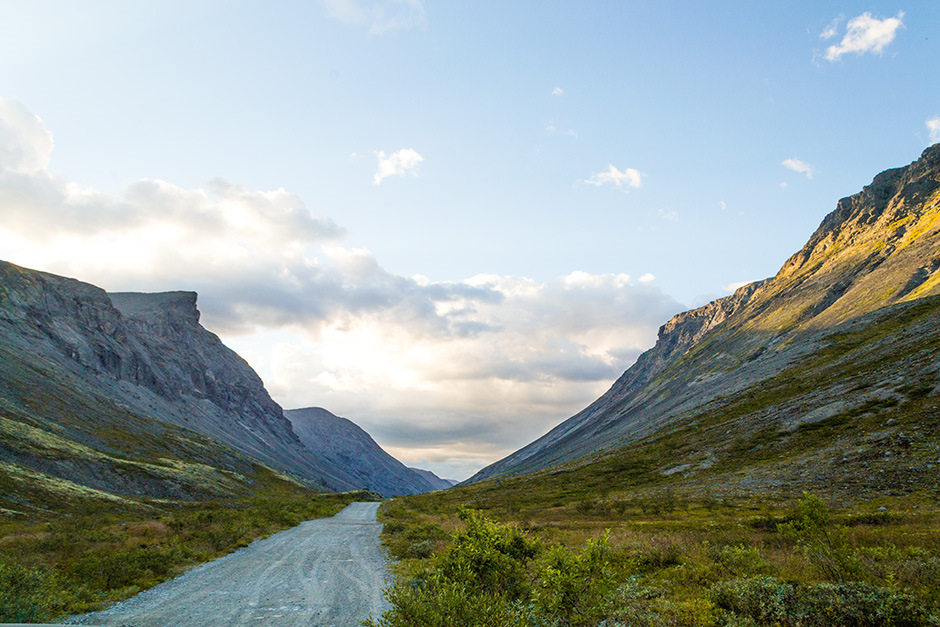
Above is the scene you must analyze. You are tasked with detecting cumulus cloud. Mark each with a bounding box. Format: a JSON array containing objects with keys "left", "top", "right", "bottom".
[
  {"left": 0, "top": 99, "right": 683, "bottom": 480},
  {"left": 824, "top": 12, "right": 904, "bottom": 62},
  {"left": 373, "top": 148, "right": 424, "bottom": 184},
  {"left": 782, "top": 157, "right": 814, "bottom": 179},
  {"left": 928, "top": 117, "right": 940, "bottom": 144},
  {"left": 552, "top": 87, "right": 564, "bottom": 96},
  {"left": 320, "top": 0, "right": 426, "bottom": 33},
  {"left": 583, "top": 165, "right": 643, "bottom": 190}
]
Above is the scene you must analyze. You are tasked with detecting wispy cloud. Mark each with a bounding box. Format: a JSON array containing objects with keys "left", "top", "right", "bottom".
[
  {"left": 819, "top": 17, "right": 842, "bottom": 41},
  {"left": 546, "top": 121, "right": 578, "bottom": 137},
  {"left": 782, "top": 157, "right": 814, "bottom": 179},
  {"left": 320, "top": 0, "right": 426, "bottom": 33},
  {"left": 582, "top": 165, "right": 643, "bottom": 190},
  {"left": 927, "top": 117, "right": 940, "bottom": 145},
  {"left": 552, "top": 87, "right": 564, "bottom": 96},
  {"left": 824, "top": 12, "right": 904, "bottom": 62},
  {"left": 373, "top": 148, "right": 424, "bottom": 184}
]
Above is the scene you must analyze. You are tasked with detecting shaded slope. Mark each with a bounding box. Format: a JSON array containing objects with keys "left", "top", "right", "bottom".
[
  {"left": 470, "top": 144, "right": 940, "bottom": 484},
  {"left": 286, "top": 407, "right": 437, "bottom": 497},
  {"left": 0, "top": 261, "right": 354, "bottom": 512}
]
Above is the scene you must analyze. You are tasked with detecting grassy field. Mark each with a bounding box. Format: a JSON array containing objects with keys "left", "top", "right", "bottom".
[
  {"left": 375, "top": 485, "right": 939, "bottom": 626},
  {"left": 0, "top": 468, "right": 375, "bottom": 623}
]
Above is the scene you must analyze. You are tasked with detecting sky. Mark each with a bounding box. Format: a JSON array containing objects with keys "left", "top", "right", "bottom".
[{"left": 1, "top": 1, "right": 938, "bottom": 480}]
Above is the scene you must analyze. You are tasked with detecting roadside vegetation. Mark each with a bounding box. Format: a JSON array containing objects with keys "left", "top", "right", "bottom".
[
  {"left": 373, "top": 487, "right": 939, "bottom": 626},
  {"left": 0, "top": 467, "right": 374, "bottom": 623}
]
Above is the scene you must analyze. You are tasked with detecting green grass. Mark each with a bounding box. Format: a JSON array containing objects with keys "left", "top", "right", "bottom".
[{"left": 376, "top": 492, "right": 940, "bottom": 626}]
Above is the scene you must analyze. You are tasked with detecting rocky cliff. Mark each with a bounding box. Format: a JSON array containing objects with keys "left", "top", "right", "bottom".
[
  {"left": 0, "top": 261, "right": 356, "bottom": 499},
  {"left": 285, "top": 407, "right": 444, "bottom": 497},
  {"left": 469, "top": 144, "right": 940, "bottom": 485}
]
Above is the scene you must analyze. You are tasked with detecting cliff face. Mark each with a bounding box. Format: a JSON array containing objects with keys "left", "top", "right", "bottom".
[
  {"left": 285, "top": 407, "right": 440, "bottom": 497},
  {"left": 469, "top": 144, "right": 940, "bottom": 484},
  {"left": 0, "top": 262, "right": 355, "bottom": 494}
]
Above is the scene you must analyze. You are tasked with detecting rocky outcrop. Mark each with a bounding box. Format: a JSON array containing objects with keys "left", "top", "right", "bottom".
[
  {"left": 469, "top": 144, "right": 940, "bottom": 484},
  {"left": 0, "top": 261, "right": 355, "bottom": 493},
  {"left": 286, "top": 407, "right": 440, "bottom": 496}
]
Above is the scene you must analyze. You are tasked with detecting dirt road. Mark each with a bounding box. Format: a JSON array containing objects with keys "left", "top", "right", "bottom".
[{"left": 69, "top": 501, "right": 390, "bottom": 626}]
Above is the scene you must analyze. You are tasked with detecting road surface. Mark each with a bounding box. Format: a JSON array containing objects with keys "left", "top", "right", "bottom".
[{"left": 68, "top": 501, "right": 390, "bottom": 627}]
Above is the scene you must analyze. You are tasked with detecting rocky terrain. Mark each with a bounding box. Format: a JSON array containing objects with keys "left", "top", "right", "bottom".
[
  {"left": 286, "top": 407, "right": 452, "bottom": 496},
  {"left": 469, "top": 144, "right": 940, "bottom": 499}
]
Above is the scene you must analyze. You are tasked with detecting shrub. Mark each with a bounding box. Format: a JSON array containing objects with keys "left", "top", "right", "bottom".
[
  {"left": 0, "top": 562, "right": 57, "bottom": 622},
  {"left": 534, "top": 533, "right": 618, "bottom": 627},
  {"left": 711, "top": 576, "right": 936, "bottom": 627},
  {"left": 777, "top": 492, "right": 858, "bottom": 581}
]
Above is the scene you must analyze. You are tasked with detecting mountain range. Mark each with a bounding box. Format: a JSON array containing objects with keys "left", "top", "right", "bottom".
[{"left": 469, "top": 144, "right": 940, "bottom": 500}]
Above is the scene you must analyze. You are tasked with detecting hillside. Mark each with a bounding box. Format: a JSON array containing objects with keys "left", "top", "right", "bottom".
[
  {"left": 469, "top": 144, "right": 940, "bottom": 498},
  {"left": 286, "top": 407, "right": 448, "bottom": 496},
  {"left": 0, "top": 261, "right": 360, "bottom": 515}
]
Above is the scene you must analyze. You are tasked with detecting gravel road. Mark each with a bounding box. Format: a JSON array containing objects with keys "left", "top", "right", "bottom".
[{"left": 68, "top": 501, "right": 390, "bottom": 627}]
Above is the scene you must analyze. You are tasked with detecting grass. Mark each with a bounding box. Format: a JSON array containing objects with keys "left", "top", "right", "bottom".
[
  {"left": 376, "top": 490, "right": 940, "bottom": 625},
  {"left": 0, "top": 469, "right": 376, "bottom": 622}
]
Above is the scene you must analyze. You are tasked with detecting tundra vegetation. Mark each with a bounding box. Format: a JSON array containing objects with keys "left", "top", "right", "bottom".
[
  {"left": 0, "top": 470, "right": 372, "bottom": 623},
  {"left": 373, "top": 491, "right": 939, "bottom": 626}
]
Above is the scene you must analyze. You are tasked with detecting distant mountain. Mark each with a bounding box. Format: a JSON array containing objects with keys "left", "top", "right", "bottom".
[
  {"left": 470, "top": 144, "right": 940, "bottom": 492},
  {"left": 408, "top": 467, "right": 458, "bottom": 491},
  {"left": 285, "top": 407, "right": 443, "bottom": 497},
  {"left": 0, "top": 261, "right": 356, "bottom": 510}
]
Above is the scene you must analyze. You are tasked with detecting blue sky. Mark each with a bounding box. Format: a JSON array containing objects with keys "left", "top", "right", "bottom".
[{"left": 1, "top": 1, "right": 938, "bottom": 479}]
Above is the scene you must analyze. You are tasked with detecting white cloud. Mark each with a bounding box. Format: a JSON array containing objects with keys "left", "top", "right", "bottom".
[
  {"left": 719, "top": 200, "right": 727, "bottom": 211},
  {"left": 927, "top": 117, "right": 940, "bottom": 144},
  {"left": 320, "top": 0, "right": 426, "bottom": 33},
  {"left": 820, "top": 16, "right": 842, "bottom": 40},
  {"left": 658, "top": 209, "right": 678, "bottom": 222},
  {"left": 639, "top": 273, "right": 655, "bottom": 284},
  {"left": 824, "top": 12, "right": 904, "bottom": 62},
  {"left": 583, "top": 165, "right": 643, "bottom": 190},
  {"left": 782, "top": 157, "right": 814, "bottom": 179},
  {"left": 373, "top": 148, "right": 424, "bottom": 185},
  {"left": 0, "top": 99, "right": 684, "bottom": 480},
  {"left": 0, "top": 98, "right": 53, "bottom": 173},
  {"left": 552, "top": 87, "right": 564, "bottom": 96}
]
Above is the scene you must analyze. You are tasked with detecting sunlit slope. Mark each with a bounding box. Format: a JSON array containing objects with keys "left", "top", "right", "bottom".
[{"left": 470, "top": 144, "right": 940, "bottom": 484}]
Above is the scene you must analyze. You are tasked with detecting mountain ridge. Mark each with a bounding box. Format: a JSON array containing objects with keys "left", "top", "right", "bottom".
[
  {"left": 469, "top": 143, "right": 940, "bottom": 485},
  {"left": 285, "top": 406, "right": 448, "bottom": 497}
]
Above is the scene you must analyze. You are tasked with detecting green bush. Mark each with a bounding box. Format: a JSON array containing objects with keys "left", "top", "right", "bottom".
[
  {"left": 534, "top": 533, "right": 618, "bottom": 627},
  {"left": 0, "top": 562, "right": 57, "bottom": 622},
  {"left": 711, "top": 576, "right": 937, "bottom": 627},
  {"left": 368, "top": 510, "right": 629, "bottom": 627},
  {"left": 777, "top": 492, "right": 859, "bottom": 581}
]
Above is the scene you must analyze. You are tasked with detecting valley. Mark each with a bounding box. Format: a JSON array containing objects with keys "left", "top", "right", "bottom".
[{"left": 1, "top": 145, "right": 939, "bottom": 624}]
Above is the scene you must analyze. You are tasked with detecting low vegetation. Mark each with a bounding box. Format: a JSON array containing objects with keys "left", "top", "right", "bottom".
[
  {"left": 373, "top": 489, "right": 940, "bottom": 626},
  {"left": 0, "top": 468, "right": 374, "bottom": 622}
]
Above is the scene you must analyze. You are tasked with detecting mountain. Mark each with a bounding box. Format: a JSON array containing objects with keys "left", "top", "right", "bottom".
[
  {"left": 469, "top": 144, "right": 940, "bottom": 492},
  {"left": 408, "top": 467, "right": 458, "bottom": 491},
  {"left": 0, "top": 261, "right": 357, "bottom": 511},
  {"left": 285, "top": 407, "right": 443, "bottom": 496}
]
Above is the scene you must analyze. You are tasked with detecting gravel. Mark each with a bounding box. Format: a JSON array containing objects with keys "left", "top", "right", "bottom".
[{"left": 66, "top": 502, "right": 390, "bottom": 627}]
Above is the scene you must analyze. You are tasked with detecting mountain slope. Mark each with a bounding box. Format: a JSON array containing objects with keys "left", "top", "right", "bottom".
[
  {"left": 0, "top": 261, "right": 356, "bottom": 508},
  {"left": 285, "top": 407, "right": 439, "bottom": 497},
  {"left": 470, "top": 143, "right": 940, "bottom": 485}
]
